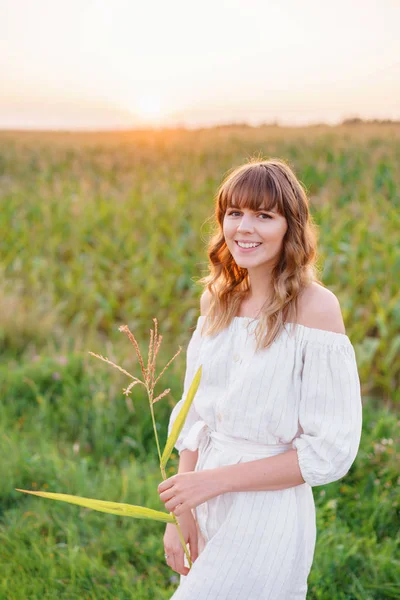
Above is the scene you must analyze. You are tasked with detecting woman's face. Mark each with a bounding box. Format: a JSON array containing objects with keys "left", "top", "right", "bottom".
[{"left": 223, "top": 202, "right": 288, "bottom": 270}]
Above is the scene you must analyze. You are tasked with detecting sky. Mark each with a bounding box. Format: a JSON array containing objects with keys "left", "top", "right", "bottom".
[{"left": 1, "top": 0, "right": 400, "bottom": 130}]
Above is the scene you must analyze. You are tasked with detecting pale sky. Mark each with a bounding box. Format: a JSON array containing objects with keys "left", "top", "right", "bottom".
[{"left": 1, "top": 0, "right": 399, "bottom": 129}]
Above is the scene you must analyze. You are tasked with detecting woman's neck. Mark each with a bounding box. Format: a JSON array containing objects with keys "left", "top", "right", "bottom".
[{"left": 236, "top": 293, "right": 272, "bottom": 319}]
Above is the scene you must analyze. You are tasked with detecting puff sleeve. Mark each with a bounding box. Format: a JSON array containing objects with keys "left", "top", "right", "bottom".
[
  {"left": 167, "top": 318, "right": 204, "bottom": 455},
  {"left": 292, "top": 335, "right": 363, "bottom": 487}
]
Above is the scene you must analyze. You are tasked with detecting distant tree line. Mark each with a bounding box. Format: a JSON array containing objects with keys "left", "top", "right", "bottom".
[
  {"left": 198, "top": 118, "right": 400, "bottom": 131},
  {"left": 340, "top": 117, "right": 400, "bottom": 125}
]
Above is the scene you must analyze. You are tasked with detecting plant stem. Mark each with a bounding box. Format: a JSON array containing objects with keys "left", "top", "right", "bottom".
[
  {"left": 147, "top": 386, "right": 193, "bottom": 569},
  {"left": 149, "top": 394, "right": 163, "bottom": 465},
  {"left": 172, "top": 514, "right": 193, "bottom": 567}
]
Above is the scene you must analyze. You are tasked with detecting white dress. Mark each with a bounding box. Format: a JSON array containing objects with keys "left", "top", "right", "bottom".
[{"left": 167, "top": 315, "right": 363, "bottom": 600}]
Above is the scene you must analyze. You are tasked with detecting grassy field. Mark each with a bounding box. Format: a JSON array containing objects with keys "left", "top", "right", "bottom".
[{"left": 0, "top": 124, "right": 399, "bottom": 599}]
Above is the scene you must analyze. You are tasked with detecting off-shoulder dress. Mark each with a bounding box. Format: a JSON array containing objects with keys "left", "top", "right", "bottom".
[{"left": 167, "top": 315, "right": 363, "bottom": 600}]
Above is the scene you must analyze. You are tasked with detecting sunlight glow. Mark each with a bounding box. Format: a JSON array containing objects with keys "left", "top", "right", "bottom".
[
  {"left": 0, "top": 0, "right": 399, "bottom": 129},
  {"left": 134, "top": 96, "right": 166, "bottom": 126}
]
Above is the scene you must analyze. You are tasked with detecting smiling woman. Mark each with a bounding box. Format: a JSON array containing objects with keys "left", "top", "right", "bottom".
[{"left": 158, "top": 158, "right": 362, "bottom": 599}]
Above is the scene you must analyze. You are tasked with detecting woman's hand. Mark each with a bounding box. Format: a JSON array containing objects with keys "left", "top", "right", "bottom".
[
  {"left": 163, "top": 510, "right": 199, "bottom": 576},
  {"left": 158, "top": 469, "right": 222, "bottom": 516}
]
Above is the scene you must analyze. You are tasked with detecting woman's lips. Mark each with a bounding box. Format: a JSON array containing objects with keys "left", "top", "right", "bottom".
[{"left": 235, "top": 241, "right": 262, "bottom": 253}]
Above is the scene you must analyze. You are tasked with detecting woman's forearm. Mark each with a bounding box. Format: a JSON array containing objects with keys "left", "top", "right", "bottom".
[
  {"left": 158, "top": 450, "right": 305, "bottom": 516},
  {"left": 178, "top": 448, "right": 199, "bottom": 474},
  {"left": 215, "top": 449, "right": 305, "bottom": 493}
]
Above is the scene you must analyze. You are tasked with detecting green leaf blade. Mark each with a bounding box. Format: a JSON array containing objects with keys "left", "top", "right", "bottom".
[
  {"left": 160, "top": 364, "right": 202, "bottom": 468},
  {"left": 16, "top": 489, "right": 174, "bottom": 523}
]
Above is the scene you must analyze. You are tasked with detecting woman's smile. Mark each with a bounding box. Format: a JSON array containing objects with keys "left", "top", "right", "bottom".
[{"left": 235, "top": 240, "right": 263, "bottom": 252}]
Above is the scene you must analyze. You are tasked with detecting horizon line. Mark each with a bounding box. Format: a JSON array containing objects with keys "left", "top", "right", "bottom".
[{"left": 1, "top": 117, "right": 399, "bottom": 135}]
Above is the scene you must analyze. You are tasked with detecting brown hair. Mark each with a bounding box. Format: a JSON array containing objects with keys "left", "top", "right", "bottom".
[{"left": 197, "top": 157, "right": 323, "bottom": 350}]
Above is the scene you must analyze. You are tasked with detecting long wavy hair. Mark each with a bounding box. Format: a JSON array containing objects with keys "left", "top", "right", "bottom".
[{"left": 197, "top": 157, "right": 323, "bottom": 351}]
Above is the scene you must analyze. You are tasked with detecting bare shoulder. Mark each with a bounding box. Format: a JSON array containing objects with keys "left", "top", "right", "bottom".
[
  {"left": 200, "top": 288, "right": 212, "bottom": 316},
  {"left": 296, "top": 282, "right": 346, "bottom": 334}
]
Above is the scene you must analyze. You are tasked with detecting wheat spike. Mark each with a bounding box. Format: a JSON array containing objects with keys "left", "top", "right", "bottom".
[
  {"left": 88, "top": 352, "right": 143, "bottom": 384},
  {"left": 118, "top": 325, "right": 147, "bottom": 379}
]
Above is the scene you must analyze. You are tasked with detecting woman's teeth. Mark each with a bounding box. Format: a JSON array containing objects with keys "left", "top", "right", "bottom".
[{"left": 236, "top": 241, "right": 262, "bottom": 248}]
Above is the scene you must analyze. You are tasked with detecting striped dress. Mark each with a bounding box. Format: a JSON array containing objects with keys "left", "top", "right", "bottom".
[{"left": 167, "top": 315, "right": 363, "bottom": 599}]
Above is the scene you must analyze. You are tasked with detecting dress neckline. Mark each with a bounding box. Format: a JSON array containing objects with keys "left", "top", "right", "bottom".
[{"left": 197, "top": 315, "right": 352, "bottom": 346}]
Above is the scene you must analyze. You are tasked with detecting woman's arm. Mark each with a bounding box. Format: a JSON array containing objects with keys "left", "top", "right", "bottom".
[
  {"left": 211, "top": 449, "right": 305, "bottom": 494},
  {"left": 177, "top": 449, "right": 199, "bottom": 474},
  {"left": 158, "top": 451, "right": 304, "bottom": 515}
]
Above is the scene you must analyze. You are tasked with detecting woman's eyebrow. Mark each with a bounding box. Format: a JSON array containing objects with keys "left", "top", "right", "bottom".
[{"left": 227, "top": 205, "right": 277, "bottom": 213}]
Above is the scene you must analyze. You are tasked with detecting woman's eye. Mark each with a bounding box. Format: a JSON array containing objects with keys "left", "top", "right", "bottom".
[{"left": 227, "top": 211, "right": 272, "bottom": 219}]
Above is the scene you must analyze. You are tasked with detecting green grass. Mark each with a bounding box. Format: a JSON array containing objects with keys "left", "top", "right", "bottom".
[{"left": 0, "top": 124, "right": 399, "bottom": 598}]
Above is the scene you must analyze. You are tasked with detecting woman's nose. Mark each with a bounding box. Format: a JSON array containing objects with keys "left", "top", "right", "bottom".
[{"left": 237, "top": 215, "right": 254, "bottom": 232}]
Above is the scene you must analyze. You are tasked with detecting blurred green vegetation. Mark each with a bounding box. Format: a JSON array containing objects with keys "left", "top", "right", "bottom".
[{"left": 0, "top": 125, "right": 399, "bottom": 599}]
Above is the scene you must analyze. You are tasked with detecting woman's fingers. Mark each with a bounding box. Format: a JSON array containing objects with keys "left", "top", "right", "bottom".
[
  {"left": 159, "top": 489, "right": 174, "bottom": 503},
  {"left": 168, "top": 550, "right": 189, "bottom": 576},
  {"left": 164, "top": 498, "right": 182, "bottom": 513},
  {"left": 163, "top": 516, "right": 198, "bottom": 576},
  {"left": 160, "top": 489, "right": 183, "bottom": 513},
  {"left": 176, "top": 555, "right": 190, "bottom": 577}
]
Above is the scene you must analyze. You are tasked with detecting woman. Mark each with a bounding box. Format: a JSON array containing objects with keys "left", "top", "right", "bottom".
[{"left": 157, "top": 158, "right": 363, "bottom": 599}]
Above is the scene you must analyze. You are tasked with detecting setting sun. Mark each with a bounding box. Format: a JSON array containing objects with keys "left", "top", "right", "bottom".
[{"left": 134, "top": 95, "right": 166, "bottom": 125}]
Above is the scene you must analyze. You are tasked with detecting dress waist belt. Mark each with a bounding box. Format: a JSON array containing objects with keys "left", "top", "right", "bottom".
[{"left": 181, "top": 419, "right": 293, "bottom": 457}]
